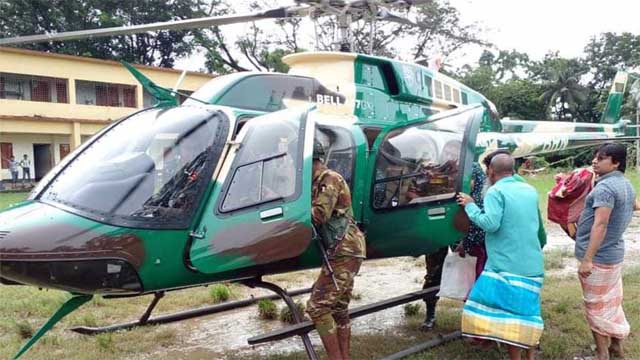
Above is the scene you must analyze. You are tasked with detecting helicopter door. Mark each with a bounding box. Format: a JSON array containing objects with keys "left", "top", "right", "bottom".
[
  {"left": 362, "top": 105, "right": 484, "bottom": 258},
  {"left": 188, "top": 107, "right": 315, "bottom": 274}
]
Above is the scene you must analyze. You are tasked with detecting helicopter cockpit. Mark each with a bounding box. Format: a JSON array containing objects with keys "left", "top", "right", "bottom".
[{"left": 37, "top": 106, "right": 229, "bottom": 228}]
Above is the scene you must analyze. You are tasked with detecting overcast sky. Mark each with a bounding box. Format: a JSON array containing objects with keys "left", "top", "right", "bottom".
[
  {"left": 175, "top": 0, "right": 640, "bottom": 72},
  {"left": 449, "top": 0, "right": 640, "bottom": 60}
]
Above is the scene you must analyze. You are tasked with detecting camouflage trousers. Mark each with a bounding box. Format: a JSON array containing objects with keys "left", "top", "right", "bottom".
[
  {"left": 423, "top": 246, "right": 448, "bottom": 306},
  {"left": 306, "top": 256, "right": 363, "bottom": 336}
]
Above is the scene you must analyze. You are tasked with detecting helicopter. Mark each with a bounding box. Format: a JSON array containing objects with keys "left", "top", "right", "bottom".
[{"left": 0, "top": 1, "right": 637, "bottom": 359}]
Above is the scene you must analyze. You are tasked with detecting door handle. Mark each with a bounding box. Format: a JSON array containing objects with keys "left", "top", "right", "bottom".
[
  {"left": 260, "top": 207, "right": 283, "bottom": 221},
  {"left": 190, "top": 225, "right": 208, "bottom": 239},
  {"left": 427, "top": 207, "right": 446, "bottom": 219}
]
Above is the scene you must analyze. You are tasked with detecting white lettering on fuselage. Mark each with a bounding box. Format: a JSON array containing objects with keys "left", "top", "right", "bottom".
[
  {"left": 354, "top": 99, "right": 372, "bottom": 110},
  {"left": 316, "top": 94, "right": 344, "bottom": 106}
]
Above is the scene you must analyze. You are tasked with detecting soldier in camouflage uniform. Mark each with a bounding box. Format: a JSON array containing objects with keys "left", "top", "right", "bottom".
[{"left": 307, "top": 140, "right": 366, "bottom": 360}]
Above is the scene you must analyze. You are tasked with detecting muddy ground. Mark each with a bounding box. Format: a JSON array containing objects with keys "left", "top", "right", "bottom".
[{"left": 135, "top": 215, "right": 640, "bottom": 360}]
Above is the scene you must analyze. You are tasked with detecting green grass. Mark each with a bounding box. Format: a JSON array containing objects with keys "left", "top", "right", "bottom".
[
  {"left": 235, "top": 267, "right": 640, "bottom": 360},
  {"left": 1, "top": 173, "right": 639, "bottom": 359},
  {"left": 0, "top": 191, "right": 29, "bottom": 210},
  {"left": 257, "top": 299, "right": 278, "bottom": 321},
  {"left": 0, "top": 285, "right": 242, "bottom": 359},
  {"left": 209, "top": 283, "right": 233, "bottom": 303}
]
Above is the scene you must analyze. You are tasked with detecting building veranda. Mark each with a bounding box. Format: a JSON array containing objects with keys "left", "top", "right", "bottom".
[{"left": 0, "top": 47, "right": 213, "bottom": 189}]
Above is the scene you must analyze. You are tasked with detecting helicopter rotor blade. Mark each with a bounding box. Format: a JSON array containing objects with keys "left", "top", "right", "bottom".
[{"left": 0, "top": 6, "right": 310, "bottom": 46}]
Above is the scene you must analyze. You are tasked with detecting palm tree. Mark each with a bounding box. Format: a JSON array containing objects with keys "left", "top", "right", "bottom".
[{"left": 540, "top": 68, "right": 588, "bottom": 121}]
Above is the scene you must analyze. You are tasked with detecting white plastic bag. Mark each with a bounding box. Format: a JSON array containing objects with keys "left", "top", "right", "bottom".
[{"left": 436, "top": 250, "right": 477, "bottom": 301}]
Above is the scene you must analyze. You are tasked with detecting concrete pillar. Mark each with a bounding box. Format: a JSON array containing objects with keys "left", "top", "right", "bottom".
[
  {"left": 136, "top": 82, "right": 144, "bottom": 109},
  {"left": 71, "top": 122, "right": 82, "bottom": 149},
  {"left": 69, "top": 78, "right": 76, "bottom": 104}
]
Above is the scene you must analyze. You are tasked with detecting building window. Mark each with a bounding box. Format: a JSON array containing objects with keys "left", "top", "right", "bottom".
[
  {"left": 0, "top": 72, "right": 68, "bottom": 103},
  {"left": 178, "top": 90, "right": 193, "bottom": 104},
  {"left": 1, "top": 143, "right": 13, "bottom": 169},
  {"left": 143, "top": 88, "right": 193, "bottom": 108},
  {"left": 75, "top": 80, "right": 136, "bottom": 108},
  {"left": 59, "top": 144, "right": 71, "bottom": 160}
]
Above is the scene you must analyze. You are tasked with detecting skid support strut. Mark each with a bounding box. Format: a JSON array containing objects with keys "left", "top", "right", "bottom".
[
  {"left": 243, "top": 278, "right": 319, "bottom": 360},
  {"left": 70, "top": 287, "right": 311, "bottom": 335}
]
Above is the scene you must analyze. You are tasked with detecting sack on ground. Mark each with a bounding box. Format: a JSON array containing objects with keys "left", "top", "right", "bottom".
[{"left": 436, "top": 250, "right": 477, "bottom": 301}]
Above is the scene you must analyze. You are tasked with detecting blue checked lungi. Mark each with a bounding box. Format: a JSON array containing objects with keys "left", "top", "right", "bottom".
[{"left": 461, "top": 270, "right": 544, "bottom": 348}]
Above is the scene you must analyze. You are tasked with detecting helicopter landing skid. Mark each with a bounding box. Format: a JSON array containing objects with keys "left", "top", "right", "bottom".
[
  {"left": 69, "top": 287, "right": 311, "bottom": 335},
  {"left": 242, "top": 277, "right": 320, "bottom": 360},
  {"left": 248, "top": 285, "right": 439, "bottom": 345}
]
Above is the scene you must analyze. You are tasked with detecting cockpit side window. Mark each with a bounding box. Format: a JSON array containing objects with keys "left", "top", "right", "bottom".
[
  {"left": 316, "top": 126, "right": 355, "bottom": 187},
  {"left": 372, "top": 116, "right": 466, "bottom": 209},
  {"left": 220, "top": 110, "right": 304, "bottom": 213}
]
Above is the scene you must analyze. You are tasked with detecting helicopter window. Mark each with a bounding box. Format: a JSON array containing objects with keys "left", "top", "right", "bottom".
[
  {"left": 363, "top": 127, "right": 383, "bottom": 149},
  {"left": 453, "top": 88, "right": 461, "bottom": 103},
  {"left": 372, "top": 117, "right": 465, "bottom": 209},
  {"left": 461, "top": 92, "right": 469, "bottom": 105},
  {"left": 220, "top": 110, "right": 303, "bottom": 212},
  {"left": 316, "top": 126, "right": 355, "bottom": 186},
  {"left": 217, "top": 75, "right": 315, "bottom": 112},
  {"left": 380, "top": 63, "right": 399, "bottom": 95},
  {"left": 423, "top": 75, "right": 433, "bottom": 98},
  {"left": 40, "top": 107, "right": 227, "bottom": 228},
  {"left": 434, "top": 80, "right": 443, "bottom": 99},
  {"left": 444, "top": 84, "right": 452, "bottom": 102}
]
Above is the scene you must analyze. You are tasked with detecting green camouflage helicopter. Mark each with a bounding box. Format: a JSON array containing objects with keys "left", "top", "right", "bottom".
[{"left": 0, "top": 1, "right": 637, "bottom": 358}]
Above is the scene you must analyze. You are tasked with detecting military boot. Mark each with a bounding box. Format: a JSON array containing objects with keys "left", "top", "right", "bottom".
[
  {"left": 337, "top": 326, "right": 351, "bottom": 360},
  {"left": 319, "top": 332, "right": 343, "bottom": 360},
  {"left": 420, "top": 303, "right": 436, "bottom": 331}
]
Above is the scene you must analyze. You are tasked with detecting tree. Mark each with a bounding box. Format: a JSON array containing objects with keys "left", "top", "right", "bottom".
[
  {"left": 584, "top": 32, "right": 640, "bottom": 92},
  {"left": 492, "top": 80, "right": 546, "bottom": 120},
  {"left": 0, "top": 0, "right": 206, "bottom": 67},
  {"left": 582, "top": 32, "right": 640, "bottom": 120},
  {"left": 196, "top": 1, "right": 304, "bottom": 74},
  {"left": 410, "top": 1, "right": 489, "bottom": 61},
  {"left": 539, "top": 66, "right": 588, "bottom": 121}
]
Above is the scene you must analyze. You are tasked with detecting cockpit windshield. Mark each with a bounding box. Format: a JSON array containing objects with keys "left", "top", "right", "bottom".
[{"left": 40, "top": 107, "right": 228, "bottom": 228}]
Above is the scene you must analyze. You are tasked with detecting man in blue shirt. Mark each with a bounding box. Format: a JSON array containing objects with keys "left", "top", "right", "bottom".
[
  {"left": 457, "top": 154, "right": 544, "bottom": 360},
  {"left": 575, "top": 143, "right": 636, "bottom": 360}
]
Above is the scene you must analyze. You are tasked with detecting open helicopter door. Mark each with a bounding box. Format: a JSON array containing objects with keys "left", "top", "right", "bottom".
[
  {"left": 362, "top": 105, "right": 484, "bottom": 258},
  {"left": 188, "top": 106, "right": 315, "bottom": 274}
]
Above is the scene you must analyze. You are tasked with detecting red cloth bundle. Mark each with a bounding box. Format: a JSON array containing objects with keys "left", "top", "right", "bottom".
[{"left": 547, "top": 167, "right": 595, "bottom": 238}]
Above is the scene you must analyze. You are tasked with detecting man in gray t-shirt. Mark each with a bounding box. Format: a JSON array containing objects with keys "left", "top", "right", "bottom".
[{"left": 575, "top": 143, "right": 637, "bottom": 359}]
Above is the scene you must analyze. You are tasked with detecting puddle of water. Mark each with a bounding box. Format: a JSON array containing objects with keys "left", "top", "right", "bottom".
[{"left": 153, "top": 257, "right": 427, "bottom": 359}]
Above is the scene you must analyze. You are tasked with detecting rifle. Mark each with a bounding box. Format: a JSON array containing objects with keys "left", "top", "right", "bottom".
[{"left": 312, "top": 225, "right": 340, "bottom": 291}]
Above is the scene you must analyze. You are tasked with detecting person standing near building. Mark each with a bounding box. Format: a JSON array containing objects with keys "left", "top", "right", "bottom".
[
  {"left": 307, "top": 140, "right": 366, "bottom": 360},
  {"left": 20, "top": 154, "right": 31, "bottom": 185},
  {"left": 9, "top": 156, "right": 20, "bottom": 188},
  {"left": 457, "top": 154, "right": 544, "bottom": 360},
  {"left": 575, "top": 143, "right": 637, "bottom": 360}
]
